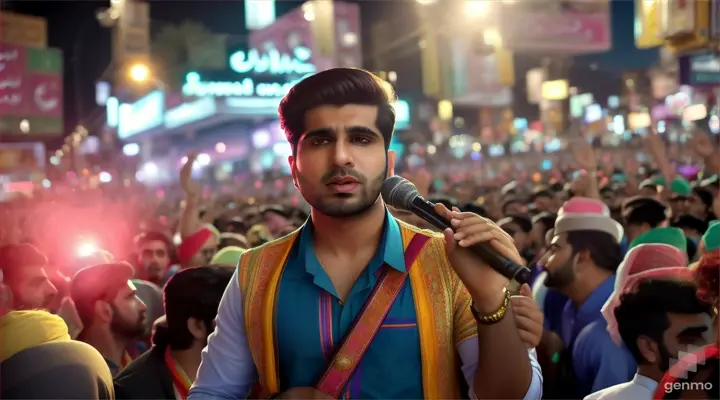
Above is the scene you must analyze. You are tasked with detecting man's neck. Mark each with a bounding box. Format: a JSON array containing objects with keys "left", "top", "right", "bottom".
[
  {"left": 81, "top": 325, "right": 129, "bottom": 366},
  {"left": 311, "top": 200, "right": 386, "bottom": 257},
  {"left": 564, "top": 268, "right": 612, "bottom": 307},
  {"left": 170, "top": 345, "right": 203, "bottom": 383}
]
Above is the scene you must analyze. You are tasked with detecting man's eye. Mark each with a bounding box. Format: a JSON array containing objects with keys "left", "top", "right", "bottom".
[
  {"left": 311, "top": 138, "right": 331, "bottom": 146},
  {"left": 352, "top": 137, "right": 371, "bottom": 144}
]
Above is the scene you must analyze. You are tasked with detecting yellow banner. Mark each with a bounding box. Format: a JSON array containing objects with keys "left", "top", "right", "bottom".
[
  {"left": 635, "top": 0, "right": 663, "bottom": 49},
  {"left": 666, "top": 0, "right": 710, "bottom": 53},
  {"left": 0, "top": 12, "right": 47, "bottom": 48},
  {"left": 495, "top": 47, "right": 515, "bottom": 86}
]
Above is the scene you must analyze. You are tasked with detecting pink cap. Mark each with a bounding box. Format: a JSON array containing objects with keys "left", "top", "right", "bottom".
[{"left": 554, "top": 197, "right": 624, "bottom": 243}]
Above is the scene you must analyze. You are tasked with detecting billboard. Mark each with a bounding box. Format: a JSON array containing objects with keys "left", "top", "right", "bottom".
[
  {"left": 0, "top": 142, "right": 45, "bottom": 174},
  {"left": 447, "top": 38, "right": 513, "bottom": 107},
  {"left": 0, "top": 11, "right": 47, "bottom": 48},
  {"left": 499, "top": 0, "right": 611, "bottom": 54},
  {"left": 0, "top": 44, "right": 63, "bottom": 136}
]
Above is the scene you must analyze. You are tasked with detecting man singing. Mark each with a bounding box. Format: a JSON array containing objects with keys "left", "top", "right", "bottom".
[{"left": 189, "top": 68, "right": 542, "bottom": 399}]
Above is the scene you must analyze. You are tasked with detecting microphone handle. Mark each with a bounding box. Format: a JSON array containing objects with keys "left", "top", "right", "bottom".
[{"left": 408, "top": 197, "right": 531, "bottom": 284}]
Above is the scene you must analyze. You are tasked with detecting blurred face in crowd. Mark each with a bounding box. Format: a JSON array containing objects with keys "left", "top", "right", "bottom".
[
  {"left": 138, "top": 240, "right": 170, "bottom": 283},
  {"left": 503, "top": 200, "right": 526, "bottom": 216},
  {"left": 670, "top": 197, "right": 689, "bottom": 218},
  {"left": 543, "top": 233, "right": 579, "bottom": 289},
  {"left": 8, "top": 264, "right": 57, "bottom": 310},
  {"left": 289, "top": 105, "right": 392, "bottom": 218},
  {"left": 263, "top": 211, "right": 290, "bottom": 237},
  {"left": 108, "top": 281, "right": 147, "bottom": 339},
  {"left": 533, "top": 195, "right": 556, "bottom": 213},
  {"left": 501, "top": 222, "right": 530, "bottom": 253},
  {"left": 688, "top": 193, "right": 709, "bottom": 219},
  {"left": 639, "top": 187, "right": 657, "bottom": 197},
  {"left": 190, "top": 236, "right": 218, "bottom": 267},
  {"left": 530, "top": 222, "right": 549, "bottom": 250}
]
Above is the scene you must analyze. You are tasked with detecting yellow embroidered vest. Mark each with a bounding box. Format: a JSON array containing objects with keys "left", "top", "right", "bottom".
[{"left": 238, "top": 219, "right": 467, "bottom": 398}]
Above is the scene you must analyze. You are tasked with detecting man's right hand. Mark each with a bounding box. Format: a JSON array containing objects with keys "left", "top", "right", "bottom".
[{"left": 276, "top": 387, "right": 334, "bottom": 399}]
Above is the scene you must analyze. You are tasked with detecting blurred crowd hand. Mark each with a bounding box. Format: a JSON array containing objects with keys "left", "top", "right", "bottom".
[
  {"left": 570, "top": 172, "right": 592, "bottom": 197},
  {"left": 180, "top": 153, "right": 201, "bottom": 199},
  {"left": 690, "top": 126, "right": 715, "bottom": 159},
  {"left": 570, "top": 138, "right": 598, "bottom": 172},
  {"left": 403, "top": 168, "right": 432, "bottom": 198}
]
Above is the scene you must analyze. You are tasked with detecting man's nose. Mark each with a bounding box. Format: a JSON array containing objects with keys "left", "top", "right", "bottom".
[{"left": 332, "top": 140, "right": 354, "bottom": 167}]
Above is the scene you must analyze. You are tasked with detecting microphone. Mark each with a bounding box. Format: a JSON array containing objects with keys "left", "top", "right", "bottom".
[{"left": 381, "top": 176, "right": 531, "bottom": 284}]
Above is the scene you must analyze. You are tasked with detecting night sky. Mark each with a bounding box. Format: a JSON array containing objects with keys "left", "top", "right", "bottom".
[{"left": 3, "top": 0, "right": 658, "bottom": 135}]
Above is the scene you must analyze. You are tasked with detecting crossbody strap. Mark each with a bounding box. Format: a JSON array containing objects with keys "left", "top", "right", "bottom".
[{"left": 315, "top": 233, "right": 430, "bottom": 398}]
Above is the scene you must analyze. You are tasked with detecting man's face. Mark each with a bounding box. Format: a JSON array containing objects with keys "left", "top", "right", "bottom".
[
  {"left": 670, "top": 197, "right": 689, "bottom": 218},
  {"left": 650, "top": 312, "right": 713, "bottom": 372},
  {"left": 543, "top": 233, "right": 577, "bottom": 289},
  {"left": 534, "top": 195, "right": 556, "bottom": 213},
  {"left": 189, "top": 236, "right": 218, "bottom": 267},
  {"left": 138, "top": 240, "right": 170, "bottom": 282},
  {"left": 110, "top": 281, "right": 147, "bottom": 340},
  {"left": 289, "top": 105, "right": 390, "bottom": 218},
  {"left": 10, "top": 265, "right": 57, "bottom": 310},
  {"left": 688, "top": 193, "right": 708, "bottom": 219},
  {"left": 503, "top": 201, "right": 526, "bottom": 216}
]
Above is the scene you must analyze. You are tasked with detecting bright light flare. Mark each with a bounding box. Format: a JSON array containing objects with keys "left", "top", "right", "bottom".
[
  {"left": 483, "top": 28, "right": 502, "bottom": 47},
  {"left": 77, "top": 242, "right": 98, "bottom": 258},
  {"left": 129, "top": 63, "right": 150, "bottom": 83},
  {"left": 99, "top": 171, "right": 112, "bottom": 183},
  {"left": 465, "top": 0, "right": 488, "bottom": 17}
]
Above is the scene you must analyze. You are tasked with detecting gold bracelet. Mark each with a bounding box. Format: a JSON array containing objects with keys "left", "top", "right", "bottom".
[{"left": 470, "top": 288, "right": 510, "bottom": 325}]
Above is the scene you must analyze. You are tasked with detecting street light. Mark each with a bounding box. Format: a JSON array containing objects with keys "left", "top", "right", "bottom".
[{"left": 129, "top": 63, "right": 150, "bottom": 83}]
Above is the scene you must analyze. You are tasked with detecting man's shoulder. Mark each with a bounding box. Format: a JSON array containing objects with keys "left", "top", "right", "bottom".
[
  {"left": 396, "top": 218, "right": 444, "bottom": 241},
  {"left": 583, "top": 381, "right": 633, "bottom": 400},
  {"left": 241, "top": 228, "right": 302, "bottom": 261},
  {"left": 114, "top": 347, "right": 168, "bottom": 398}
]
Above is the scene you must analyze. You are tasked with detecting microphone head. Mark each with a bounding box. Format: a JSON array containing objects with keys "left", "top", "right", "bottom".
[{"left": 381, "top": 176, "right": 420, "bottom": 211}]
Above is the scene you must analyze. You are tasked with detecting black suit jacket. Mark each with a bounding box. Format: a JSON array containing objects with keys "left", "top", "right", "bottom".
[{"left": 114, "top": 345, "right": 175, "bottom": 400}]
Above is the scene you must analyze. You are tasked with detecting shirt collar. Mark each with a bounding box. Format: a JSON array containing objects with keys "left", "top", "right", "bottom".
[
  {"left": 632, "top": 373, "right": 658, "bottom": 392},
  {"left": 299, "top": 208, "right": 406, "bottom": 275}
]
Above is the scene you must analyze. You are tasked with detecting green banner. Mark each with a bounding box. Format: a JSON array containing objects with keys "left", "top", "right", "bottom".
[
  {"left": 26, "top": 47, "right": 63, "bottom": 74},
  {"left": 0, "top": 116, "right": 63, "bottom": 136}
]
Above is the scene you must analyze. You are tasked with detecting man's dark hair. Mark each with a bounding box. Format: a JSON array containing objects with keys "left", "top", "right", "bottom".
[
  {"left": 615, "top": 279, "right": 713, "bottom": 365},
  {"left": 622, "top": 196, "right": 668, "bottom": 228},
  {"left": 566, "top": 230, "right": 622, "bottom": 272},
  {"left": 134, "top": 231, "right": 171, "bottom": 250},
  {"left": 163, "top": 266, "right": 233, "bottom": 350},
  {"left": 460, "top": 203, "right": 489, "bottom": 219},
  {"left": 278, "top": 68, "right": 396, "bottom": 155},
  {"left": 0, "top": 243, "right": 48, "bottom": 288},
  {"left": 532, "top": 212, "right": 557, "bottom": 233}
]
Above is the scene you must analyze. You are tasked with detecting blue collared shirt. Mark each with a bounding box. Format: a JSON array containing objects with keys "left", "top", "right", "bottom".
[
  {"left": 189, "top": 211, "right": 543, "bottom": 399},
  {"left": 561, "top": 276, "right": 636, "bottom": 396}
]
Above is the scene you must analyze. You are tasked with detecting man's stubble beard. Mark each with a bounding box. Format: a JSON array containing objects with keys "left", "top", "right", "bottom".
[
  {"left": 296, "top": 166, "right": 387, "bottom": 219},
  {"left": 544, "top": 256, "right": 576, "bottom": 289},
  {"left": 110, "top": 305, "right": 146, "bottom": 340}
]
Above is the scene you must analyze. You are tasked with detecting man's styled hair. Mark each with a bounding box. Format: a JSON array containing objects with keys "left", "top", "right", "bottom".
[
  {"left": 615, "top": 279, "right": 713, "bottom": 364},
  {"left": 566, "top": 230, "right": 622, "bottom": 273},
  {"left": 162, "top": 266, "right": 233, "bottom": 350},
  {"left": 0, "top": 243, "right": 48, "bottom": 288},
  {"left": 278, "top": 68, "right": 397, "bottom": 154}
]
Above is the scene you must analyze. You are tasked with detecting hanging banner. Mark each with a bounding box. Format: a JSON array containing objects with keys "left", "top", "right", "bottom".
[
  {"left": 635, "top": 0, "right": 664, "bottom": 49},
  {"left": 448, "top": 38, "right": 512, "bottom": 107},
  {"left": 664, "top": 0, "right": 710, "bottom": 53},
  {"left": 499, "top": 0, "right": 611, "bottom": 54}
]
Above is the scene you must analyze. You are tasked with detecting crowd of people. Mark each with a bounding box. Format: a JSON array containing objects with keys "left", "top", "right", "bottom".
[{"left": 0, "top": 68, "right": 719, "bottom": 400}]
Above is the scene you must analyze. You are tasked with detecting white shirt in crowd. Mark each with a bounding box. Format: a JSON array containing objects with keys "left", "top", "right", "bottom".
[{"left": 584, "top": 373, "right": 657, "bottom": 400}]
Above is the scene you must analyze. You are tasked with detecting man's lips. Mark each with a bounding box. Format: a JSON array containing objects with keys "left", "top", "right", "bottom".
[{"left": 327, "top": 176, "right": 359, "bottom": 185}]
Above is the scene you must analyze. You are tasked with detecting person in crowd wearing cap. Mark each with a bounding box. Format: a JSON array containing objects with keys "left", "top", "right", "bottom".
[
  {"left": 134, "top": 231, "right": 174, "bottom": 286},
  {"left": 688, "top": 186, "right": 716, "bottom": 223},
  {"left": 498, "top": 214, "right": 535, "bottom": 264},
  {"left": 587, "top": 279, "right": 714, "bottom": 400},
  {"left": 530, "top": 188, "right": 558, "bottom": 214},
  {"left": 660, "top": 176, "right": 692, "bottom": 221},
  {"left": 114, "top": 267, "right": 233, "bottom": 400},
  {"left": 0, "top": 309, "right": 115, "bottom": 399},
  {"left": 210, "top": 246, "right": 246, "bottom": 268},
  {"left": 530, "top": 212, "right": 556, "bottom": 262},
  {"left": 132, "top": 279, "right": 164, "bottom": 348},
  {"left": 629, "top": 226, "right": 692, "bottom": 265},
  {"left": 177, "top": 224, "right": 219, "bottom": 268},
  {"left": 672, "top": 215, "right": 708, "bottom": 261},
  {"left": 260, "top": 205, "right": 293, "bottom": 238},
  {"left": 71, "top": 262, "right": 148, "bottom": 376},
  {"left": 638, "top": 179, "right": 658, "bottom": 197},
  {"left": 501, "top": 197, "right": 527, "bottom": 217},
  {"left": 622, "top": 196, "right": 669, "bottom": 244},
  {"left": 218, "top": 232, "right": 250, "bottom": 250},
  {"left": 691, "top": 221, "right": 720, "bottom": 267},
  {"left": 540, "top": 197, "right": 634, "bottom": 398},
  {"left": 191, "top": 68, "right": 542, "bottom": 400},
  {"left": 0, "top": 243, "right": 58, "bottom": 310}
]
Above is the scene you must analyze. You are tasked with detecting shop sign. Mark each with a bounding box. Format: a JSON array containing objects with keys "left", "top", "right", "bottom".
[
  {"left": 183, "top": 46, "right": 316, "bottom": 98},
  {"left": 687, "top": 53, "right": 720, "bottom": 85}
]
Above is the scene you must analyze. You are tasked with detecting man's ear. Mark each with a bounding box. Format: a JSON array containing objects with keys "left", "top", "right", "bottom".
[
  {"left": 288, "top": 155, "right": 298, "bottom": 189},
  {"left": 387, "top": 150, "right": 396, "bottom": 177}
]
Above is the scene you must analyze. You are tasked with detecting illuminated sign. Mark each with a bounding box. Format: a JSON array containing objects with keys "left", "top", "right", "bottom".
[
  {"left": 164, "top": 97, "right": 217, "bottom": 129},
  {"left": 183, "top": 47, "right": 316, "bottom": 98},
  {"left": 118, "top": 90, "right": 164, "bottom": 139},
  {"left": 393, "top": 99, "right": 410, "bottom": 130}
]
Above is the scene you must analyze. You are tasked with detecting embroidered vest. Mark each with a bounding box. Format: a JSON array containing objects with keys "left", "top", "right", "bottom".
[{"left": 238, "top": 219, "right": 463, "bottom": 399}]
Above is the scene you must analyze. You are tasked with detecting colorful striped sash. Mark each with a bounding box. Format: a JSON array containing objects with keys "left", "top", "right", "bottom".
[
  {"left": 165, "top": 347, "right": 192, "bottom": 400},
  {"left": 315, "top": 233, "right": 430, "bottom": 398}
]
